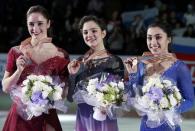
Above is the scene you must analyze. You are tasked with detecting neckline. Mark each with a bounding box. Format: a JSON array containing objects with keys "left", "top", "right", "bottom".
[
  {"left": 82, "top": 49, "right": 110, "bottom": 63},
  {"left": 90, "top": 55, "right": 111, "bottom": 61},
  {"left": 161, "top": 60, "right": 179, "bottom": 76},
  {"left": 144, "top": 59, "right": 179, "bottom": 77},
  {"left": 29, "top": 56, "right": 64, "bottom": 66}
]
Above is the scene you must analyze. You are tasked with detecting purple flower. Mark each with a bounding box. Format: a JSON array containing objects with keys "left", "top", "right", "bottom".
[
  {"left": 96, "top": 83, "right": 104, "bottom": 90},
  {"left": 106, "top": 74, "right": 116, "bottom": 83},
  {"left": 31, "top": 91, "right": 48, "bottom": 105},
  {"left": 146, "top": 86, "right": 163, "bottom": 102}
]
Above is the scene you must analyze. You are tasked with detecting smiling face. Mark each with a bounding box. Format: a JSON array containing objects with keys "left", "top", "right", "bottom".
[
  {"left": 27, "top": 12, "right": 50, "bottom": 41},
  {"left": 147, "top": 27, "right": 171, "bottom": 55},
  {"left": 81, "top": 21, "right": 106, "bottom": 50}
]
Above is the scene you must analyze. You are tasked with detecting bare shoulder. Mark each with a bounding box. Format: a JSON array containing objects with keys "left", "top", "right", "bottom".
[{"left": 11, "top": 46, "right": 22, "bottom": 54}]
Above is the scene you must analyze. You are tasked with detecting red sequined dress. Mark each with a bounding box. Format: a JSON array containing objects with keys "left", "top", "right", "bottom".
[{"left": 2, "top": 38, "right": 69, "bottom": 131}]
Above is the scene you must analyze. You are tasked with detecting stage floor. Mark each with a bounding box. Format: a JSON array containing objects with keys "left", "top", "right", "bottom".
[{"left": 0, "top": 112, "right": 195, "bottom": 131}]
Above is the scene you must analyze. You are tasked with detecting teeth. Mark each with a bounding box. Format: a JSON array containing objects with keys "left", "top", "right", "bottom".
[{"left": 88, "top": 39, "right": 95, "bottom": 42}]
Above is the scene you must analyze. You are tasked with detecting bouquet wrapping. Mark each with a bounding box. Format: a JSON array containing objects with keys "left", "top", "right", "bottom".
[
  {"left": 129, "top": 74, "right": 182, "bottom": 129},
  {"left": 10, "top": 74, "right": 67, "bottom": 120},
  {"left": 73, "top": 72, "right": 126, "bottom": 121}
]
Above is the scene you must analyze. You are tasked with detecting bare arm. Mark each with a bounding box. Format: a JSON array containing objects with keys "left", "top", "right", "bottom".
[
  {"left": 2, "top": 55, "right": 27, "bottom": 93},
  {"left": 2, "top": 70, "right": 22, "bottom": 93}
]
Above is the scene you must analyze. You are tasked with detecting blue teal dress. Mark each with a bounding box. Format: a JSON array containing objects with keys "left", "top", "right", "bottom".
[{"left": 128, "top": 60, "right": 194, "bottom": 131}]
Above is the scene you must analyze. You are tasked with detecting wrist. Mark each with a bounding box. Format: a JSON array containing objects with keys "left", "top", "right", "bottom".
[
  {"left": 128, "top": 72, "right": 137, "bottom": 81},
  {"left": 129, "top": 72, "right": 137, "bottom": 77},
  {"left": 15, "top": 68, "right": 23, "bottom": 75}
]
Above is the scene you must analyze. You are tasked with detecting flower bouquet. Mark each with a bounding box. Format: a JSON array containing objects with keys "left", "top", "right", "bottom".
[
  {"left": 73, "top": 73, "right": 125, "bottom": 121},
  {"left": 130, "top": 74, "right": 182, "bottom": 129},
  {"left": 10, "top": 74, "right": 67, "bottom": 120}
]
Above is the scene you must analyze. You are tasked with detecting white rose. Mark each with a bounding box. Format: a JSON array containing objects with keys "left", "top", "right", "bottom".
[
  {"left": 22, "top": 79, "right": 30, "bottom": 86},
  {"left": 87, "top": 85, "right": 96, "bottom": 95},
  {"left": 148, "top": 75, "right": 161, "bottom": 84},
  {"left": 142, "top": 85, "right": 151, "bottom": 93},
  {"left": 95, "top": 92, "right": 104, "bottom": 103},
  {"left": 21, "top": 92, "right": 30, "bottom": 103},
  {"left": 110, "top": 82, "right": 117, "bottom": 88},
  {"left": 44, "top": 76, "right": 53, "bottom": 83},
  {"left": 88, "top": 78, "right": 99, "bottom": 86},
  {"left": 22, "top": 86, "right": 28, "bottom": 94},
  {"left": 54, "top": 86, "right": 63, "bottom": 94},
  {"left": 149, "top": 102, "right": 158, "bottom": 111},
  {"left": 175, "top": 91, "right": 182, "bottom": 100},
  {"left": 162, "top": 80, "right": 172, "bottom": 87},
  {"left": 42, "top": 85, "right": 53, "bottom": 98},
  {"left": 116, "top": 94, "right": 120, "bottom": 99},
  {"left": 168, "top": 94, "right": 177, "bottom": 107},
  {"left": 118, "top": 81, "right": 124, "bottom": 90},
  {"left": 160, "top": 97, "right": 169, "bottom": 109},
  {"left": 99, "top": 84, "right": 109, "bottom": 92},
  {"left": 155, "top": 83, "right": 164, "bottom": 89},
  {"left": 27, "top": 74, "right": 38, "bottom": 81},
  {"left": 173, "top": 86, "right": 179, "bottom": 92},
  {"left": 52, "top": 92, "right": 62, "bottom": 101},
  {"left": 145, "top": 81, "right": 156, "bottom": 89},
  {"left": 42, "top": 92, "right": 49, "bottom": 99},
  {"left": 37, "top": 75, "right": 46, "bottom": 81},
  {"left": 32, "top": 81, "right": 45, "bottom": 92},
  {"left": 113, "top": 86, "right": 119, "bottom": 93}
]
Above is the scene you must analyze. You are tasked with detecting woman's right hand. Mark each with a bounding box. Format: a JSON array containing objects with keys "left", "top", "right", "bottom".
[
  {"left": 124, "top": 57, "right": 138, "bottom": 74},
  {"left": 16, "top": 55, "right": 29, "bottom": 72},
  {"left": 68, "top": 59, "right": 81, "bottom": 75}
]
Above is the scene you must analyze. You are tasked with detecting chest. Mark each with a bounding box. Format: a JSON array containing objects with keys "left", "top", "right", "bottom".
[{"left": 24, "top": 44, "right": 61, "bottom": 64}]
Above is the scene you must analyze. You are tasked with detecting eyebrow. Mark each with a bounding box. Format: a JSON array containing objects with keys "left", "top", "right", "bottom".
[
  {"left": 83, "top": 27, "right": 100, "bottom": 31},
  {"left": 147, "top": 33, "right": 161, "bottom": 36},
  {"left": 28, "top": 21, "right": 45, "bottom": 23}
]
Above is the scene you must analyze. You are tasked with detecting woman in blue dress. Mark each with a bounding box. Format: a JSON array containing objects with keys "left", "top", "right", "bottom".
[
  {"left": 124, "top": 22, "right": 194, "bottom": 131},
  {"left": 67, "top": 15, "right": 124, "bottom": 131}
]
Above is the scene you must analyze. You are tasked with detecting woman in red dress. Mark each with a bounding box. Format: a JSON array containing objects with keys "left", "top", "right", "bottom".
[{"left": 1, "top": 5, "right": 69, "bottom": 131}]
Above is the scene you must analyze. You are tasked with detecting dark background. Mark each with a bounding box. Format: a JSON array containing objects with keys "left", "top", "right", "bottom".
[{"left": 0, "top": 0, "right": 194, "bottom": 55}]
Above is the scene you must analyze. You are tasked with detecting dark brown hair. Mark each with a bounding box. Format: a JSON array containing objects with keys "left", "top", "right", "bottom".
[
  {"left": 147, "top": 22, "right": 173, "bottom": 52},
  {"left": 147, "top": 22, "right": 173, "bottom": 40},
  {"left": 27, "top": 5, "right": 50, "bottom": 22},
  {"left": 78, "top": 15, "right": 106, "bottom": 32}
]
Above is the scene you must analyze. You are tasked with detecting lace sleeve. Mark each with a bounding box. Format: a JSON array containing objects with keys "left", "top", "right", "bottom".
[
  {"left": 108, "top": 55, "right": 125, "bottom": 78},
  {"left": 67, "top": 63, "right": 84, "bottom": 102},
  {"left": 67, "top": 74, "right": 77, "bottom": 102}
]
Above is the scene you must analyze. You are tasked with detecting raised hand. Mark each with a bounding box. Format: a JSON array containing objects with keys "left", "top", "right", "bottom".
[
  {"left": 124, "top": 57, "right": 138, "bottom": 73},
  {"left": 16, "top": 55, "right": 29, "bottom": 72},
  {"left": 68, "top": 59, "right": 81, "bottom": 75}
]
